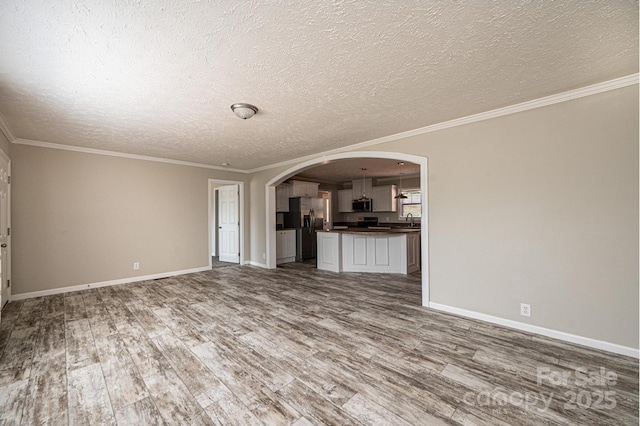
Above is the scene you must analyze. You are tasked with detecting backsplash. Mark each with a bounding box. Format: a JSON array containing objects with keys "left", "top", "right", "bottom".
[{"left": 333, "top": 212, "right": 421, "bottom": 224}]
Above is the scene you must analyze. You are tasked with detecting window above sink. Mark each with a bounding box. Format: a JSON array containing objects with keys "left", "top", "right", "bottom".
[{"left": 398, "top": 189, "right": 422, "bottom": 218}]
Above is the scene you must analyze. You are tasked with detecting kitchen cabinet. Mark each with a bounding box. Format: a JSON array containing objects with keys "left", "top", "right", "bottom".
[
  {"left": 406, "top": 232, "right": 420, "bottom": 273},
  {"left": 289, "top": 180, "right": 320, "bottom": 198},
  {"left": 372, "top": 185, "right": 397, "bottom": 212},
  {"left": 276, "top": 229, "right": 296, "bottom": 264},
  {"left": 317, "top": 229, "right": 420, "bottom": 274},
  {"left": 276, "top": 184, "right": 291, "bottom": 212},
  {"left": 316, "top": 231, "right": 342, "bottom": 272},
  {"left": 352, "top": 178, "right": 373, "bottom": 201},
  {"left": 338, "top": 189, "right": 354, "bottom": 212}
]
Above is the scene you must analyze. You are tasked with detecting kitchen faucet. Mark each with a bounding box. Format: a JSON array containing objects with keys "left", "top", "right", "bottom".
[{"left": 406, "top": 213, "right": 415, "bottom": 228}]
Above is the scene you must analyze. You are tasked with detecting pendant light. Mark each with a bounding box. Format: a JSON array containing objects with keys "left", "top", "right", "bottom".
[
  {"left": 358, "top": 168, "right": 370, "bottom": 201},
  {"left": 395, "top": 178, "right": 408, "bottom": 199},
  {"left": 395, "top": 162, "right": 408, "bottom": 199}
]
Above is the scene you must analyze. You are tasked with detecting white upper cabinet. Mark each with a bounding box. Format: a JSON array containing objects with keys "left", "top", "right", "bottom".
[
  {"left": 289, "top": 180, "right": 320, "bottom": 198},
  {"left": 276, "top": 184, "right": 290, "bottom": 212},
  {"left": 372, "top": 185, "right": 397, "bottom": 212},
  {"left": 352, "top": 178, "right": 373, "bottom": 200},
  {"left": 338, "top": 189, "right": 354, "bottom": 212}
]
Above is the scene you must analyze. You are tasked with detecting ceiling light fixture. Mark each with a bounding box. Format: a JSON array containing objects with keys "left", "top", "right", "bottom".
[
  {"left": 395, "top": 163, "right": 408, "bottom": 199},
  {"left": 230, "top": 103, "right": 258, "bottom": 120},
  {"left": 358, "top": 168, "right": 370, "bottom": 201},
  {"left": 395, "top": 189, "right": 408, "bottom": 199}
]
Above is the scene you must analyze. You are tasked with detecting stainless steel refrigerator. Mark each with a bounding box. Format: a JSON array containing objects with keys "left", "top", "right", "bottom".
[{"left": 283, "top": 197, "right": 324, "bottom": 261}]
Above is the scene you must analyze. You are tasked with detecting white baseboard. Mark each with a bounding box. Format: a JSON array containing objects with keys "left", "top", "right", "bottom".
[
  {"left": 15, "top": 267, "right": 634, "bottom": 358},
  {"left": 11, "top": 266, "right": 212, "bottom": 300},
  {"left": 428, "top": 302, "right": 639, "bottom": 359}
]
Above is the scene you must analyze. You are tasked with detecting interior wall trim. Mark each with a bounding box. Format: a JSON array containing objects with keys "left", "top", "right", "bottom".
[
  {"left": 429, "top": 302, "right": 639, "bottom": 359},
  {"left": 11, "top": 266, "right": 212, "bottom": 300},
  {"left": 3, "top": 74, "right": 637, "bottom": 174},
  {"left": 264, "top": 150, "right": 431, "bottom": 308},
  {"left": 0, "top": 111, "right": 16, "bottom": 143},
  {"left": 247, "top": 73, "right": 640, "bottom": 174},
  {"left": 12, "top": 138, "right": 249, "bottom": 173}
]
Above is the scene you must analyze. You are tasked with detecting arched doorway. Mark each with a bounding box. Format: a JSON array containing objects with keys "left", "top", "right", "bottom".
[{"left": 265, "top": 151, "right": 430, "bottom": 307}]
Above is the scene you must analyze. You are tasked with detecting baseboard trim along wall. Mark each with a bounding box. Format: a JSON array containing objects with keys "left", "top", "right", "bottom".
[
  {"left": 11, "top": 267, "right": 637, "bottom": 358},
  {"left": 11, "top": 266, "right": 212, "bottom": 301},
  {"left": 246, "top": 260, "right": 268, "bottom": 268},
  {"left": 429, "top": 302, "right": 639, "bottom": 359}
]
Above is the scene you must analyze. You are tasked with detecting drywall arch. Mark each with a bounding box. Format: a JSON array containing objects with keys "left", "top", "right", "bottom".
[{"left": 265, "top": 151, "right": 429, "bottom": 307}]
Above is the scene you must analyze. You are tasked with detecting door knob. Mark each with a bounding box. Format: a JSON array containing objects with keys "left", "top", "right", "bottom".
[{"left": 1, "top": 244, "right": 6, "bottom": 248}]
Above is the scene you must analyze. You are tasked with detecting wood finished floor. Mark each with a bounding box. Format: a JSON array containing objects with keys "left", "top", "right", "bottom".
[
  {"left": 0, "top": 264, "right": 637, "bottom": 425},
  {"left": 211, "top": 257, "right": 237, "bottom": 269}
]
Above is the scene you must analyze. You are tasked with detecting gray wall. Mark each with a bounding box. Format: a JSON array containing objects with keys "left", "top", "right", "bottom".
[
  {"left": 12, "top": 144, "right": 248, "bottom": 295},
  {"left": 248, "top": 85, "right": 639, "bottom": 349}
]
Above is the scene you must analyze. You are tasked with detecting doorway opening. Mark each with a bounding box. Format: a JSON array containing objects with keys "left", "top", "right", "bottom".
[
  {"left": 0, "top": 149, "right": 10, "bottom": 315},
  {"left": 319, "top": 190, "right": 331, "bottom": 231},
  {"left": 265, "top": 151, "right": 429, "bottom": 307},
  {"left": 208, "top": 180, "right": 244, "bottom": 269}
]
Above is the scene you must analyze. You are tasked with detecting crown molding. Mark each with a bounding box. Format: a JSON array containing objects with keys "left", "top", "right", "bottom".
[
  {"left": 12, "top": 138, "right": 249, "bottom": 173},
  {"left": 5, "top": 73, "right": 637, "bottom": 173},
  {"left": 0, "top": 111, "right": 16, "bottom": 142},
  {"left": 247, "top": 73, "right": 639, "bottom": 173}
]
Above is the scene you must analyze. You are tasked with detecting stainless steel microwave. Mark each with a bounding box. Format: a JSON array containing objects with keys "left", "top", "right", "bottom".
[{"left": 352, "top": 199, "right": 373, "bottom": 212}]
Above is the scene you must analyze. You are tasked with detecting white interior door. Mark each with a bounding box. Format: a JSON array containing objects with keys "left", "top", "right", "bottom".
[
  {"left": 218, "top": 185, "right": 240, "bottom": 263},
  {"left": 0, "top": 155, "right": 9, "bottom": 313}
]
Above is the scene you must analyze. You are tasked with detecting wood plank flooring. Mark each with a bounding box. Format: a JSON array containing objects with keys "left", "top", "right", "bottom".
[{"left": 0, "top": 264, "right": 637, "bottom": 425}]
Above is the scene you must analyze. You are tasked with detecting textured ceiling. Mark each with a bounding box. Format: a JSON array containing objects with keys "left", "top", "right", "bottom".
[
  {"left": 294, "top": 158, "right": 420, "bottom": 184},
  {"left": 0, "top": 1, "right": 637, "bottom": 170}
]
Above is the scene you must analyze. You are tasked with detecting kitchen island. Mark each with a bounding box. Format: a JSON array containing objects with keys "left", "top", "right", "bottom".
[{"left": 316, "top": 228, "right": 420, "bottom": 274}]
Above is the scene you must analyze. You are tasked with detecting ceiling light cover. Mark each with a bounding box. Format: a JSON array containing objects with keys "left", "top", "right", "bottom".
[{"left": 231, "top": 103, "right": 258, "bottom": 119}]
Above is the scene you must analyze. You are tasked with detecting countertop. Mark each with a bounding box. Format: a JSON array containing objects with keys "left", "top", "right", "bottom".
[{"left": 318, "top": 227, "right": 420, "bottom": 234}]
